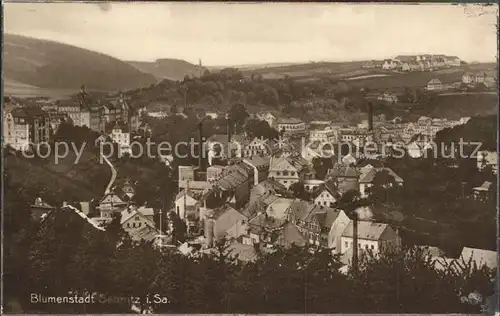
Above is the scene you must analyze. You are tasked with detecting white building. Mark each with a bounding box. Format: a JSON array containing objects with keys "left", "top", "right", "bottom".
[
  {"left": 477, "top": 150, "right": 498, "bottom": 174},
  {"left": 109, "top": 121, "right": 131, "bottom": 157}
]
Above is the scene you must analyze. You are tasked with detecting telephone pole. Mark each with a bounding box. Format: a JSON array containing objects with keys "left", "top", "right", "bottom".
[{"left": 352, "top": 212, "right": 359, "bottom": 272}]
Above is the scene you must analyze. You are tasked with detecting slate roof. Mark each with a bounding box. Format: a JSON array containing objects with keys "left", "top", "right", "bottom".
[
  {"left": 342, "top": 220, "right": 391, "bottom": 240},
  {"left": 277, "top": 222, "right": 307, "bottom": 248},
  {"left": 216, "top": 163, "right": 252, "bottom": 191},
  {"left": 10, "top": 107, "right": 47, "bottom": 118}
]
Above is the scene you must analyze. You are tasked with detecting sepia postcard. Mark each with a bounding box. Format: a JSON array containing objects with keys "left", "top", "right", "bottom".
[{"left": 2, "top": 2, "right": 499, "bottom": 314}]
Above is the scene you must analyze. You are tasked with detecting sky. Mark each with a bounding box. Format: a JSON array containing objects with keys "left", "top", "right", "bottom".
[{"left": 4, "top": 2, "right": 498, "bottom": 66}]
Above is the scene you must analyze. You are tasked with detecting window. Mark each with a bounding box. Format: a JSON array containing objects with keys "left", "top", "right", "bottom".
[
  {"left": 283, "top": 171, "right": 288, "bottom": 176},
  {"left": 291, "top": 172, "right": 295, "bottom": 176},
  {"left": 345, "top": 241, "right": 348, "bottom": 248},
  {"left": 135, "top": 216, "right": 139, "bottom": 221},
  {"left": 276, "top": 171, "right": 281, "bottom": 176},
  {"left": 371, "top": 245, "right": 374, "bottom": 250}
]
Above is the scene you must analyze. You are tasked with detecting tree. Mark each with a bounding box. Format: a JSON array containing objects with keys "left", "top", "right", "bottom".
[
  {"left": 289, "top": 182, "right": 310, "bottom": 201},
  {"left": 229, "top": 103, "right": 249, "bottom": 132}
]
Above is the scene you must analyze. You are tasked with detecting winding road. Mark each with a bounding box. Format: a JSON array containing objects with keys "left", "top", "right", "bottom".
[{"left": 102, "top": 154, "right": 117, "bottom": 195}]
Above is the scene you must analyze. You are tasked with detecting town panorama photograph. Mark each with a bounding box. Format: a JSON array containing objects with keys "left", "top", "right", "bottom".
[{"left": 2, "top": 2, "right": 499, "bottom": 314}]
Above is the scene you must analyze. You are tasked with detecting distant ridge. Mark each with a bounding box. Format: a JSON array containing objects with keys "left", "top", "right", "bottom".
[
  {"left": 127, "top": 58, "right": 207, "bottom": 81},
  {"left": 3, "top": 33, "right": 157, "bottom": 92}
]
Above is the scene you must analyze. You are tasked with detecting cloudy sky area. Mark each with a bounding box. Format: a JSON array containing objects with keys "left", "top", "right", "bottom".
[{"left": 4, "top": 2, "right": 498, "bottom": 65}]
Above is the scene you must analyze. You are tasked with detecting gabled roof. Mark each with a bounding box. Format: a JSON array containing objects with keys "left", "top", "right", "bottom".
[
  {"left": 216, "top": 163, "right": 252, "bottom": 190},
  {"left": 342, "top": 220, "right": 393, "bottom": 240},
  {"left": 311, "top": 180, "right": 338, "bottom": 199},
  {"left": 10, "top": 107, "right": 47, "bottom": 119},
  {"left": 358, "top": 167, "right": 403, "bottom": 184},
  {"left": 327, "top": 163, "right": 359, "bottom": 179},
  {"left": 287, "top": 199, "right": 319, "bottom": 223},
  {"left": 267, "top": 197, "right": 295, "bottom": 219},
  {"left": 249, "top": 212, "right": 282, "bottom": 231},
  {"left": 277, "top": 222, "right": 307, "bottom": 248},
  {"left": 428, "top": 78, "right": 442, "bottom": 84}
]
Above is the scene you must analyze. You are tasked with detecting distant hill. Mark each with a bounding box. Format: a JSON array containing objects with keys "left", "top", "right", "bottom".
[
  {"left": 127, "top": 58, "right": 206, "bottom": 81},
  {"left": 3, "top": 34, "right": 157, "bottom": 94}
]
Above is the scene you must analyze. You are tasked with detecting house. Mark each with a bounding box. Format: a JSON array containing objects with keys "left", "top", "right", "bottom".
[
  {"left": 213, "top": 162, "right": 255, "bottom": 206},
  {"left": 285, "top": 200, "right": 350, "bottom": 251},
  {"left": 325, "top": 163, "right": 360, "bottom": 194},
  {"left": 407, "top": 141, "right": 422, "bottom": 158},
  {"left": 276, "top": 117, "right": 306, "bottom": 137},
  {"left": 340, "top": 220, "right": 401, "bottom": 255},
  {"left": 30, "top": 197, "right": 56, "bottom": 221},
  {"left": 427, "top": 78, "right": 443, "bottom": 91},
  {"left": 309, "top": 125, "right": 338, "bottom": 144},
  {"left": 382, "top": 59, "right": 398, "bottom": 70},
  {"left": 96, "top": 192, "right": 128, "bottom": 218},
  {"left": 477, "top": 150, "right": 497, "bottom": 174},
  {"left": 206, "top": 165, "right": 226, "bottom": 184},
  {"left": 75, "top": 85, "right": 105, "bottom": 132},
  {"left": 268, "top": 156, "right": 309, "bottom": 189},
  {"left": 275, "top": 221, "right": 308, "bottom": 248},
  {"left": 472, "top": 181, "right": 492, "bottom": 201},
  {"left": 358, "top": 166, "right": 404, "bottom": 198},
  {"left": 101, "top": 101, "right": 122, "bottom": 123},
  {"left": 264, "top": 195, "right": 295, "bottom": 220},
  {"left": 204, "top": 204, "right": 247, "bottom": 245},
  {"left": 312, "top": 181, "right": 339, "bottom": 207},
  {"left": 120, "top": 206, "right": 158, "bottom": 241},
  {"left": 462, "top": 72, "right": 487, "bottom": 85},
  {"left": 175, "top": 189, "right": 201, "bottom": 220},
  {"left": 303, "top": 179, "right": 325, "bottom": 192},
  {"left": 243, "top": 155, "right": 271, "bottom": 186},
  {"left": 3, "top": 106, "right": 50, "bottom": 151},
  {"left": 107, "top": 93, "right": 140, "bottom": 132},
  {"left": 107, "top": 121, "right": 131, "bottom": 157},
  {"left": 377, "top": 92, "right": 398, "bottom": 104},
  {"left": 243, "top": 137, "right": 278, "bottom": 157}
]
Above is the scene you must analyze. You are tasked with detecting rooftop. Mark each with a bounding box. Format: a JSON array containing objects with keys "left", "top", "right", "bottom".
[{"left": 342, "top": 220, "right": 391, "bottom": 240}]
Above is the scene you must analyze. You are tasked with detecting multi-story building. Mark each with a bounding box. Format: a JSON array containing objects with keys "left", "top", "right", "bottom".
[
  {"left": 108, "top": 121, "right": 131, "bottom": 157},
  {"left": 57, "top": 85, "right": 104, "bottom": 132},
  {"left": 268, "top": 156, "right": 309, "bottom": 189},
  {"left": 277, "top": 117, "right": 306, "bottom": 137},
  {"left": 340, "top": 220, "right": 401, "bottom": 255},
  {"left": 427, "top": 78, "right": 443, "bottom": 91},
  {"left": 3, "top": 106, "right": 50, "bottom": 151},
  {"left": 309, "top": 126, "right": 339, "bottom": 144}
]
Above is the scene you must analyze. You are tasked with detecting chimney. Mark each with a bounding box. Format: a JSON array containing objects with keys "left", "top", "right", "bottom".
[
  {"left": 80, "top": 85, "right": 86, "bottom": 94},
  {"left": 367, "top": 102, "right": 373, "bottom": 131},
  {"left": 227, "top": 114, "right": 232, "bottom": 159}
]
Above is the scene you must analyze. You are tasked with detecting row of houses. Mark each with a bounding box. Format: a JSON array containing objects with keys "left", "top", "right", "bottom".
[
  {"left": 3, "top": 86, "right": 147, "bottom": 152},
  {"left": 363, "top": 54, "right": 462, "bottom": 71}
]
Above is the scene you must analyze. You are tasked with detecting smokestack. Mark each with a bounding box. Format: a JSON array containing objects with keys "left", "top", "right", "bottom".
[
  {"left": 198, "top": 121, "right": 203, "bottom": 171},
  {"left": 227, "top": 114, "right": 231, "bottom": 159},
  {"left": 368, "top": 102, "right": 373, "bottom": 131}
]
